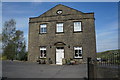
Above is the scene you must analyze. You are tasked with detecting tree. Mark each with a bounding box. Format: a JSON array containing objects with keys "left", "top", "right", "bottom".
[
  {"left": 14, "top": 30, "right": 26, "bottom": 60},
  {"left": 13, "top": 30, "right": 24, "bottom": 59},
  {"left": 3, "top": 42, "right": 16, "bottom": 60},
  {"left": 2, "top": 19, "right": 16, "bottom": 60},
  {"left": 2, "top": 19, "right": 16, "bottom": 48},
  {"left": 2, "top": 19, "right": 27, "bottom": 61}
]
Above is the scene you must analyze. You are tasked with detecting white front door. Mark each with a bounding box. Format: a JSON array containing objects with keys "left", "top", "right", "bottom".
[{"left": 56, "top": 47, "right": 64, "bottom": 65}]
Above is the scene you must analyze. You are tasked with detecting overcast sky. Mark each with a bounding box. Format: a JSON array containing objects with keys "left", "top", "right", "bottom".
[{"left": 2, "top": 2, "right": 119, "bottom": 52}]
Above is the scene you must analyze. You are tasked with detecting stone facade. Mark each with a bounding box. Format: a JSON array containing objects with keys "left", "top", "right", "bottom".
[{"left": 28, "top": 4, "right": 96, "bottom": 64}]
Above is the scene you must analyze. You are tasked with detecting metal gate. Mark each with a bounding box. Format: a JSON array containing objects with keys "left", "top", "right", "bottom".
[{"left": 87, "top": 52, "right": 120, "bottom": 80}]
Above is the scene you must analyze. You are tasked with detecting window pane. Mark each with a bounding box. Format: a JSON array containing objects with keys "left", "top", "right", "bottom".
[
  {"left": 79, "top": 54, "right": 82, "bottom": 56},
  {"left": 78, "top": 50, "right": 82, "bottom": 57},
  {"left": 44, "top": 28, "right": 47, "bottom": 33},
  {"left": 74, "top": 47, "right": 82, "bottom": 58},
  {"left": 74, "top": 22, "right": 81, "bottom": 32},
  {"left": 57, "top": 26, "right": 63, "bottom": 32},
  {"left": 40, "top": 47, "right": 46, "bottom": 50},
  {"left": 41, "top": 24, "right": 46, "bottom": 28},
  {"left": 75, "top": 50, "right": 78, "bottom": 54},
  {"left": 40, "top": 47, "right": 46, "bottom": 58},
  {"left": 40, "top": 28, "right": 44, "bottom": 33},
  {"left": 41, "top": 50, "right": 43, "bottom": 57},
  {"left": 57, "top": 23, "right": 63, "bottom": 26},
  {"left": 40, "top": 24, "right": 47, "bottom": 33},
  {"left": 75, "top": 50, "right": 78, "bottom": 57},
  {"left": 79, "top": 50, "right": 82, "bottom": 53},
  {"left": 44, "top": 50, "right": 46, "bottom": 57},
  {"left": 56, "top": 23, "right": 63, "bottom": 32}
]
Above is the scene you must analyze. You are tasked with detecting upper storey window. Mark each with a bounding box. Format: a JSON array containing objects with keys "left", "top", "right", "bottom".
[
  {"left": 56, "top": 23, "right": 63, "bottom": 33},
  {"left": 40, "top": 24, "right": 47, "bottom": 33},
  {"left": 74, "top": 22, "right": 82, "bottom": 32}
]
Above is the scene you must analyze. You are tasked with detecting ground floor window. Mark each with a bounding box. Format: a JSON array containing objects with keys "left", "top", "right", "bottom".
[
  {"left": 40, "top": 47, "right": 46, "bottom": 58},
  {"left": 74, "top": 47, "right": 82, "bottom": 58}
]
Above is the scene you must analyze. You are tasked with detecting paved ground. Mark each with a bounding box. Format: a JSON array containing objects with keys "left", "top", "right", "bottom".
[{"left": 2, "top": 60, "right": 87, "bottom": 78}]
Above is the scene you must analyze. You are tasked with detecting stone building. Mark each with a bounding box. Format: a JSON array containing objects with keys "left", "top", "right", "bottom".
[{"left": 28, "top": 4, "right": 96, "bottom": 65}]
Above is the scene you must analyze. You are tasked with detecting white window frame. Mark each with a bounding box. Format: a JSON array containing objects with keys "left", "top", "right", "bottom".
[
  {"left": 56, "top": 23, "right": 63, "bottom": 33},
  {"left": 74, "top": 22, "right": 82, "bottom": 32},
  {"left": 74, "top": 47, "right": 82, "bottom": 58},
  {"left": 40, "top": 47, "right": 46, "bottom": 58},
  {"left": 40, "top": 24, "right": 47, "bottom": 33}
]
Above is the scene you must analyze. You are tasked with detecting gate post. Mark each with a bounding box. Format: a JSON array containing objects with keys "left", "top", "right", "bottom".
[
  {"left": 87, "top": 57, "right": 97, "bottom": 80},
  {"left": 87, "top": 57, "right": 91, "bottom": 80}
]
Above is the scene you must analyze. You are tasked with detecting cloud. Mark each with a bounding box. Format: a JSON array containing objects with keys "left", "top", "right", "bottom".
[
  {"left": 96, "top": 21, "right": 118, "bottom": 52},
  {"left": 2, "top": 17, "right": 29, "bottom": 28},
  {"left": 97, "top": 38, "right": 118, "bottom": 52},
  {"left": 96, "top": 21, "right": 118, "bottom": 39},
  {"left": 16, "top": 18, "right": 29, "bottom": 28},
  {"left": 97, "top": 21, "right": 118, "bottom": 34},
  {"left": 30, "top": 2, "right": 42, "bottom": 4},
  {"left": 2, "top": 3, "right": 40, "bottom": 18},
  {"left": 97, "top": 31, "right": 117, "bottom": 38}
]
